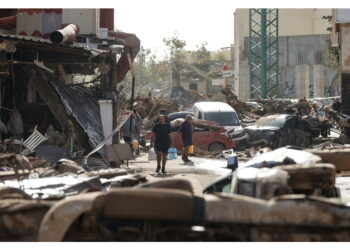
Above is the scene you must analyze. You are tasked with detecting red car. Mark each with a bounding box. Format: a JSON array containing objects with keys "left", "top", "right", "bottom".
[{"left": 144, "top": 120, "right": 235, "bottom": 153}]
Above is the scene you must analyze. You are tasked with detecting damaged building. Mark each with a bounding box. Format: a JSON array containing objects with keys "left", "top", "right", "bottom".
[
  {"left": 0, "top": 9, "right": 140, "bottom": 158},
  {"left": 233, "top": 9, "right": 340, "bottom": 100}
]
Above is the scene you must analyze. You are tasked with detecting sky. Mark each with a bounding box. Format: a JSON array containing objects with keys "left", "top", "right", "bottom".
[
  {"left": 114, "top": 0, "right": 236, "bottom": 58},
  {"left": 5, "top": 0, "right": 343, "bottom": 60}
]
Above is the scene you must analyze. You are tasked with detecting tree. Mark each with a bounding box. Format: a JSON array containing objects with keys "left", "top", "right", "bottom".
[
  {"left": 163, "top": 31, "right": 187, "bottom": 86},
  {"left": 191, "top": 42, "right": 211, "bottom": 64},
  {"left": 163, "top": 31, "right": 187, "bottom": 58}
]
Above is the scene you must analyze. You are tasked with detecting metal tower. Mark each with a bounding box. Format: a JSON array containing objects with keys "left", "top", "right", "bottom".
[{"left": 248, "top": 9, "right": 279, "bottom": 99}]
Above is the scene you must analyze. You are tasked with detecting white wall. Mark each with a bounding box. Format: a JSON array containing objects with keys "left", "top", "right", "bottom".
[{"left": 62, "top": 9, "right": 100, "bottom": 35}]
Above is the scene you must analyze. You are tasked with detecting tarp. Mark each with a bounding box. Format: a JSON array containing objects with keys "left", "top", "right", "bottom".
[{"left": 45, "top": 73, "right": 104, "bottom": 151}]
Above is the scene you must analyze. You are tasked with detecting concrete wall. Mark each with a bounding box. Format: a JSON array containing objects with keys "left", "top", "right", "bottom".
[
  {"left": 237, "top": 34, "right": 339, "bottom": 99},
  {"left": 234, "top": 8, "right": 331, "bottom": 38},
  {"left": 233, "top": 8, "right": 334, "bottom": 99}
]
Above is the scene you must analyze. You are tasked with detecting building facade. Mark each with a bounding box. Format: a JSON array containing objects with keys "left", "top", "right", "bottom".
[{"left": 233, "top": 8, "right": 340, "bottom": 100}]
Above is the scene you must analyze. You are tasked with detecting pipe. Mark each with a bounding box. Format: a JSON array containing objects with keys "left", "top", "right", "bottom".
[
  {"left": 50, "top": 24, "right": 80, "bottom": 44},
  {"left": 0, "top": 15, "right": 16, "bottom": 29}
]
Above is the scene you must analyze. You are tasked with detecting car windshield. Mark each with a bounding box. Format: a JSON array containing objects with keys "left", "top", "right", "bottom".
[
  {"left": 204, "top": 112, "right": 240, "bottom": 126},
  {"left": 256, "top": 116, "right": 286, "bottom": 128}
]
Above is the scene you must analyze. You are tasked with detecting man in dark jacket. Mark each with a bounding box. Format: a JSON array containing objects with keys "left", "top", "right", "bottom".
[
  {"left": 180, "top": 115, "right": 193, "bottom": 163},
  {"left": 151, "top": 115, "right": 172, "bottom": 174}
]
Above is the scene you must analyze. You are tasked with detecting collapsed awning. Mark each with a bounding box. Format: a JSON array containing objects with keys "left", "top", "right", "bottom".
[{"left": 108, "top": 31, "right": 140, "bottom": 83}]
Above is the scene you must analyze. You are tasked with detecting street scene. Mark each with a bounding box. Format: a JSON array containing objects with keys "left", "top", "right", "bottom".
[{"left": 2, "top": 5, "right": 350, "bottom": 243}]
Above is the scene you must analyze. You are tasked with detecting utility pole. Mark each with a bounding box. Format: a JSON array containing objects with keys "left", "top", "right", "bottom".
[{"left": 248, "top": 8, "right": 279, "bottom": 99}]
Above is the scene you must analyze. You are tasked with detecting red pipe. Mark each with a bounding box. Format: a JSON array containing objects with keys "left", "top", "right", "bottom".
[
  {"left": 49, "top": 24, "right": 80, "bottom": 44},
  {"left": 0, "top": 15, "right": 16, "bottom": 29}
]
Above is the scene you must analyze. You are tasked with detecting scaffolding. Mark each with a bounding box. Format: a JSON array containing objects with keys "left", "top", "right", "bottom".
[{"left": 248, "top": 8, "right": 279, "bottom": 99}]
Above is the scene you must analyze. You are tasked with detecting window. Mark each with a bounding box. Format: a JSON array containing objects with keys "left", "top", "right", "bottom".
[
  {"left": 204, "top": 112, "right": 240, "bottom": 126},
  {"left": 189, "top": 83, "right": 198, "bottom": 90}
]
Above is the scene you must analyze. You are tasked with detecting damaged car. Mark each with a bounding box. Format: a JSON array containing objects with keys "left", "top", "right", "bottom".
[
  {"left": 192, "top": 102, "right": 249, "bottom": 149},
  {"left": 144, "top": 119, "right": 234, "bottom": 153},
  {"left": 244, "top": 114, "right": 314, "bottom": 148}
]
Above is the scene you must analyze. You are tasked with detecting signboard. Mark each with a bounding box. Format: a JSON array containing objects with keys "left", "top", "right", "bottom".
[
  {"left": 212, "top": 79, "right": 224, "bottom": 86},
  {"left": 336, "top": 9, "right": 350, "bottom": 23}
]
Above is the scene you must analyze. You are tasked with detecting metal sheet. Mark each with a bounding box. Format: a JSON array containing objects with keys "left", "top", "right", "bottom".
[{"left": 336, "top": 9, "right": 350, "bottom": 23}]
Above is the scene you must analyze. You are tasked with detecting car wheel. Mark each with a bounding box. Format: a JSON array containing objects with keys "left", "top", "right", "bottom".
[{"left": 209, "top": 142, "right": 226, "bottom": 153}]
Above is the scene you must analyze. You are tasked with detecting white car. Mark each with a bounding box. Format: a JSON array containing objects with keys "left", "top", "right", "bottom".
[{"left": 192, "top": 102, "right": 249, "bottom": 149}]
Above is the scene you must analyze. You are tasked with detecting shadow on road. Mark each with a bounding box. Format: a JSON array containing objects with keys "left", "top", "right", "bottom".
[{"left": 149, "top": 174, "right": 177, "bottom": 178}]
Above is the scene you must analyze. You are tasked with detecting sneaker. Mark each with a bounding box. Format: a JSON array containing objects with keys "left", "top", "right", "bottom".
[
  {"left": 156, "top": 165, "right": 161, "bottom": 173},
  {"left": 182, "top": 155, "right": 189, "bottom": 163},
  {"left": 161, "top": 168, "right": 166, "bottom": 174}
]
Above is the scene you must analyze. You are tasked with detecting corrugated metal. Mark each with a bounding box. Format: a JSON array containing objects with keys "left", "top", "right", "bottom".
[{"left": 0, "top": 33, "right": 101, "bottom": 52}]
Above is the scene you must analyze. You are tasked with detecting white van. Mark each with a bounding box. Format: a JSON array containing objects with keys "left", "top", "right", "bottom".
[{"left": 192, "top": 102, "right": 248, "bottom": 148}]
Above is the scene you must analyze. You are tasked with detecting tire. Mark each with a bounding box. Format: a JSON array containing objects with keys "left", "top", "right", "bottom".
[{"left": 208, "top": 142, "right": 226, "bottom": 153}]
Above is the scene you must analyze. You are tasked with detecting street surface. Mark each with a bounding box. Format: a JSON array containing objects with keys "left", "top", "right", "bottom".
[{"left": 128, "top": 153, "right": 231, "bottom": 195}]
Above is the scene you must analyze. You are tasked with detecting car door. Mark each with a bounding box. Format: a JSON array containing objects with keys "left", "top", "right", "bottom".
[
  {"left": 192, "top": 124, "right": 215, "bottom": 151},
  {"left": 170, "top": 131, "right": 183, "bottom": 151}
]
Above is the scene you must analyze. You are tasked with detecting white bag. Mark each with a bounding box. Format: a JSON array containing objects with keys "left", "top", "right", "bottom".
[{"left": 148, "top": 147, "right": 157, "bottom": 161}]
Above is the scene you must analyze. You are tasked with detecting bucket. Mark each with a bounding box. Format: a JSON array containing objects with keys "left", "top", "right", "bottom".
[
  {"left": 132, "top": 139, "right": 139, "bottom": 151},
  {"left": 188, "top": 145, "right": 194, "bottom": 154}
]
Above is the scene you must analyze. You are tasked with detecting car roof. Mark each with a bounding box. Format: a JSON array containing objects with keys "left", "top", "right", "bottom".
[{"left": 193, "top": 102, "right": 236, "bottom": 112}]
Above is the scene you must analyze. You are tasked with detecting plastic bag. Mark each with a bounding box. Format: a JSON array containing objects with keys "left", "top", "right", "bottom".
[
  {"left": 167, "top": 148, "right": 177, "bottom": 160},
  {"left": 148, "top": 147, "right": 157, "bottom": 161}
]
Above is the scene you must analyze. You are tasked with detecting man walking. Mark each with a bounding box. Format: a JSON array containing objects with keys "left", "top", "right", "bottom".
[
  {"left": 151, "top": 115, "right": 172, "bottom": 174},
  {"left": 180, "top": 114, "right": 193, "bottom": 163}
]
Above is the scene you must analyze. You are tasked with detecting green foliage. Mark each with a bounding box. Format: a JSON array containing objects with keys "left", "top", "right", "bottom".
[
  {"left": 322, "top": 15, "right": 333, "bottom": 32},
  {"left": 125, "top": 32, "right": 232, "bottom": 96},
  {"left": 163, "top": 31, "right": 187, "bottom": 58},
  {"left": 191, "top": 42, "right": 211, "bottom": 63},
  {"left": 321, "top": 15, "right": 340, "bottom": 68}
]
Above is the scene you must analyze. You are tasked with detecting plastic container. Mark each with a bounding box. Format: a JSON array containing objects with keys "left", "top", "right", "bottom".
[
  {"left": 167, "top": 148, "right": 177, "bottom": 160},
  {"left": 132, "top": 139, "right": 139, "bottom": 151},
  {"left": 223, "top": 149, "right": 238, "bottom": 171}
]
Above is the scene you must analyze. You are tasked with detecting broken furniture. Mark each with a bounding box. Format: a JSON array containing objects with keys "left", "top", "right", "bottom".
[
  {"left": 21, "top": 128, "right": 48, "bottom": 156},
  {"left": 106, "top": 144, "right": 133, "bottom": 166}
]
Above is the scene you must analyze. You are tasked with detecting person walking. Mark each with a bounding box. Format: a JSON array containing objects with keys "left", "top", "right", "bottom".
[
  {"left": 151, "top": 115, "right": 172, "bottom": 174},
  {"left": 180, "top": 114, "right": 193, "bottom": 163}
]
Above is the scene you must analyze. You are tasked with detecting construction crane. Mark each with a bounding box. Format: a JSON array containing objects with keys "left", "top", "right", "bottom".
[{"left": 248, "top": 8, "right": 279, "bottom": 99}]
